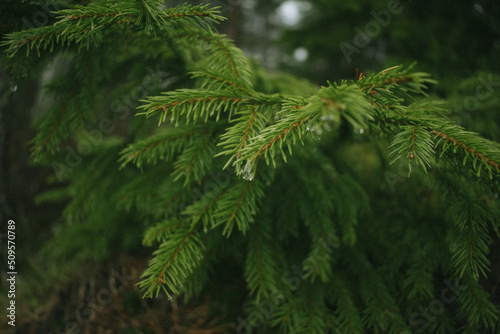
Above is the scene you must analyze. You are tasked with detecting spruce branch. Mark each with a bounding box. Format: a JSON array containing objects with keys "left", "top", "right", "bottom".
[
  {"left": 331, "top": 275, "right": 364, "bottom": 333},
  {"left": 171, "top": 130, "right": 216, "bottom": 186},
  {"left": 179, "top": 233, "right": 225, "bottom": 302},
  {"left": 138, "top": 171, "right": 268, "bottom": 298},
  {"left": 367, "top": 80, "right": 500, "bottom": 180},
  {"left": 116, "top": 164, "right": 182, "bottom": 218},
  {"left": 139, "top": 180, "right": 236, "bottom": 298},
  {"left": 138, "top": 221, "right": 205, "bottom": 298},
  {"left": 244, "top": 219, "right": 280, "bottom": 303},
  {"left": 143, "top": 219, "right": 187, "bottom": 247},
  {"left": 389, "top": 125, "right": 435, "bottom": 173},
  {"left": 30, "top": 97, "right": 75, "bottom": 157},
  {"left": 433, "top": 126, "right": 500, "bottom": 178},
  {"left": 176, "top": 31, "right": 254, "bottom": 90},
  {"left": 232, "top": 83, "right": 372, "bottom": 176},
  {"left": 357, "top": 64, "right": 436, "bottom": 99},
  {"left": 29, "top": 49, "right": 107, "bottom": 158},
  {"left": 402, "top": 246, "right": 438, "bottom": 300},
  {"left": 119, "top": 125, "right": 208, "bottom": 169},
  {"left": 302, "top": 233, "right": 335, "bottom": 283},
  {"left": 211, "top": 176, "right": 266, "bottom": 235},
  {"left": 2, "top": 1, "right": 224, "bottom": 56},
  {"left": 191, "top": 68, "right": 250, "bottom": 93},
  {"left": 59, "top": 143, "right": 125, "bottom": 220},
  {"left": 449, "top": 198, "right": 493, "bottom": 280},
  {"left": 335, "top": 174, "right": 369, "bottom": 245},
  {"left": 270, "top": 288, "right": 333, "bottom": 334},
  {"left": 248, "top": 112, "right": 314, "bottom": 165},
  {"left": 138, "top": 89, "right": 246, "bottom": 125},
  {"left": 7, "top": 0, "right": 500, "bottom": 329},
  {"left": 217, "top": 99, "right": 302, "bottom": 170},
  {"left": 458, "top": 276, "right": 500, "bottom": 328},
  {"left": 181, "top": 178, "right": 233, "bottom": 230},
  {"left": 428, "top": 171, "right": 499, "bottom": 288}
]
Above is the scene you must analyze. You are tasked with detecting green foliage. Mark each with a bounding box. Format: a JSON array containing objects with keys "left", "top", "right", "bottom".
[
  {"left": 1, "top": 2, "right": 223, "bottom": 56},
  {"left": 139, "top": 219, "right": 206, "bottom": 298},
  {"left": 3, "top": 0, "right": 500, "bottom": 333}
]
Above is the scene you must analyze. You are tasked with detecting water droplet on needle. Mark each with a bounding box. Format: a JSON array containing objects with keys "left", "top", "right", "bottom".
[{"left": 242, "top": 160, "right": 255, "bottom": 181}]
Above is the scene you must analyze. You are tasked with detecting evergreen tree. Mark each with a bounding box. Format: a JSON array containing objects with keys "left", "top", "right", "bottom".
[{"left": 2, "top": 0, "right": 500, "bottom": 333}]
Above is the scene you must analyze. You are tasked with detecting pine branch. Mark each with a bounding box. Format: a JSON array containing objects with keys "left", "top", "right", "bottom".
[
  {"left": 357, "top": 64, "right": 436, "bottom": 99},
  {"left": 389, "top": 125, "right": 435, "bottom": 173},
  {"left": 402, "top": 246, "right": 438, "bottom": 300},
  {"left": 138, "top": 172, "right": 264, "bottom": 297},
  {"left": 217, "top": 104, "right": 276, "bottom": 169},
  {"left": 335, "top": 174, "right": 369, "bottom": 246},
  {"left": 179, "top": 233, "right": 224, "bottom": 302},
  {"left": 56, "top": 142, "right": 122, "bottom": 222},
  {"left": 344, "top": 248, "right": 409, "bottom": 334},
  {"left": 233, "top": 83, "right": 372, "bottom": 176},
  {"left": 30, "top": 98, "right": 76, "bottom": 157},
  {"left": 116, "top": 164, "right": 183, "bottom": 219},
  {"left": 176, "top": 31, "right": 254, "bottom": 90},
  {"left": 330, "top": 275, "right": 364, "bottom": 333},
  {"left": 2, "top": 1, "right": 224, "bottom": 56},
  {"left": 373, "top": 93, "right": 500, "bottom": 180},
  {"left": 449, "top": 198, "right": 493, "bottom": 280},
  {"left": 433, "top": 125, "right": 500, "bottom": 178},
  {"left": 191, "top": 68, "right": 249, "bottom": 93},
  {"left": 244, "top": 219, "right": 280, "bottom": 303},
  {"left": 29, "top": 48, "right": 108, "bottom": 158},
  {"left": 139, "top": 89, "right": 246, "bottom": 125},
  {"left": 301, "top": 233, "right": 335, "bottom": 284},
  {"left": 458, "top": 276, "right": 500, "bottom": 328},
  {"left": 288, "top": 153, "right": 342, "bottom": 282},
  {"left": 171, "top": 130, "right": 216, "bottom": 186},
  {"left": 211, "top": 179, "right": 263, "bottom": 235},
  {"left": 138, "top": 221, "right": 205, "bottom": 298},
  {"left": 139, "top": 171, "right": 267, "bottom": 297},
  {"left": 270, "top": 287, "right": 333, "bottom": 334},
  {"left": 201, "top": 34, "right": 252, "bottom": 88},
  {"left": 119, "top": 125, "right": 207, "bottom": 169},
  {"left": 181, "top": 179, "right": 232, "bottom": 230},
  {"left": 8, "top": 0, "right": 500, "bottom": 329},
  {"left": 143, "top": 219, "right": 187, "bottom": 247}
]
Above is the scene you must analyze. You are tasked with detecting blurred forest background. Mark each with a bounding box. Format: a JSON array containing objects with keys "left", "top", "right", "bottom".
[{"left": 1, "top": 0, "right": 500, "bottom": 333}]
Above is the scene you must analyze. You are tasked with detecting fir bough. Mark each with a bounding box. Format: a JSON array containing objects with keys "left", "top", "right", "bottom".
[{"left": 3, "top": 1, "right": 500, "bottom": 333}]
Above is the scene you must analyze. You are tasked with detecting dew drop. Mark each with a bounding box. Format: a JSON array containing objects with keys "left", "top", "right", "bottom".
[
  {"left": 242, "top": 160, "right": 255, "bottom": 181},
  {"left": 359, "top": 128, "right": 364, "bottom": 134}
]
